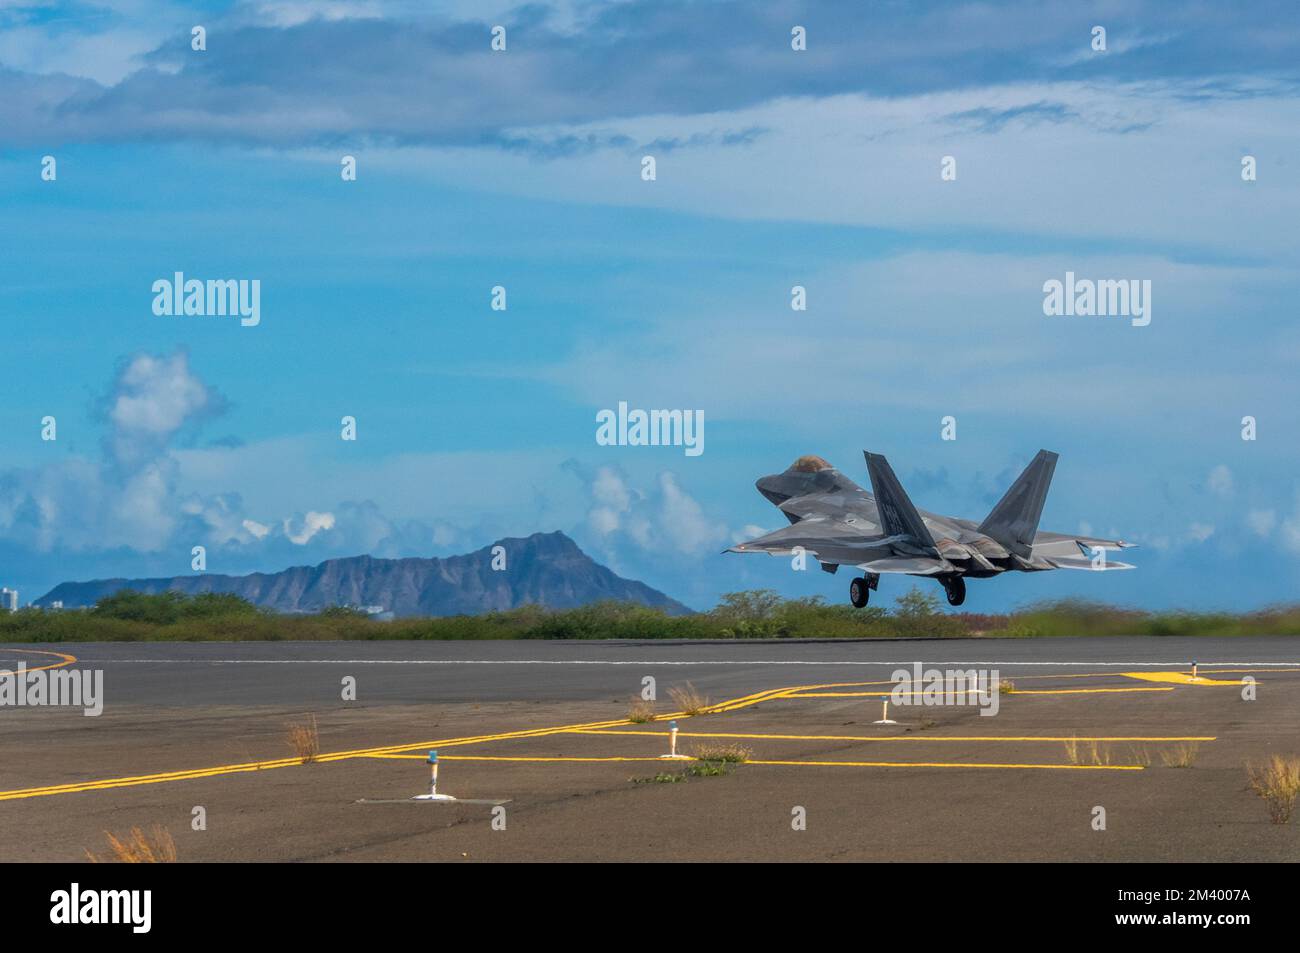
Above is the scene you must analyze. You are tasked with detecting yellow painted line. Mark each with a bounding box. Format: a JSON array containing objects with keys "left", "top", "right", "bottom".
[
  {"left": 747, "top": 759, "right": 1143, "bottom": 771},
  {"left": 0, "top": 712, "right": 661, "bottom": 801},
  {"left": 0, "top": 683, "right": 793, "bottom": 801},
  {"left": 571, "top": 729, "right": 1216, "bottom": 743},
  {"left": 0, "top": 648, "right": 77, "bottom": 675},
  {"left": 0, "top": 668, "right": 1179, "bottom": 801},
  {"left": 1120, "top": 672, "right": 1244, "bottom": 686},
  {"left": 365, "top": 753, "right": 1143, "bottom": 771},
  {"left": 781, "top": 686, "right": 1177, "bottom": 698},
  {"left": 367, "top": 754, "right": 679, "bottom": 763},
  {"left": 1005, "top": 687, "right": 1174, "bottom": 695}
]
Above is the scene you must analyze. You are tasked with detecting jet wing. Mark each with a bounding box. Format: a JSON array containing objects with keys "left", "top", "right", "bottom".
[
  {"left": 728, "top": 520, "right": 906, "bottom": 566},
  {"left": 729, "top": 524, "right": 953, "bottom": 574}
]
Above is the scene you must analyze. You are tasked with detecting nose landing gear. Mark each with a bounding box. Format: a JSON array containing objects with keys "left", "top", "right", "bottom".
[{"left": 849, "top": 572, "right": 879, "bottom": 608}]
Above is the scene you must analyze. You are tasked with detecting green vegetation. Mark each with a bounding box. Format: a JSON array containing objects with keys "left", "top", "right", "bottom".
[
  {"left": 630, "top": 771, "right": 687, "bottom": 784},
  {"left": 685, "top": 760, "right": 735, "bottom": 778},
  {"left": 2, "top": 587, "right": 1298, "bottom": 643}
]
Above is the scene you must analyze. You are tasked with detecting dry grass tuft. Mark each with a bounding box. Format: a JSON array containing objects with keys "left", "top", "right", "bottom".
[
  {"left": 1126, "top": 744, "right": 1152, "bottom": 767},
  {"left": 1160, "top": 741, "right": 1200, "bottom": 768},
  {"left": 85, "top": 825, "right": 176, "bottom": 864},
  {"left": 1062, "top": 737, "right": 1115, "bottom": 766},
  {"left": 1246, "top": 754, "right": 1300, "bottom": 824},
  {"left": 627, "top": 698, "right": 656, "bottom": 723},
  {"left": 668, "top": 682, "right": 711, "bottom": 715},
  {"left": 1084, "top": 740, "right": 1111, "bottom": 766},
  {"left": 286, "top": 714, "right": 320, "bottom": 763},
  {"left": 690, "top": 742, "right": 752, "bottom": 763}
]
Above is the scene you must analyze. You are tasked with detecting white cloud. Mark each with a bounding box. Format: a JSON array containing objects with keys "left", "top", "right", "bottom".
[
  {"left": 1246, "top": 509, "right": 1276, "bottom": 538},
  {"left": 106, "top": 350, "right": 220, "bottom": 472},
  {"left": 284, "top": 510, "right": 336, "bottom": 545},
  {"left": 381, "top": 81, "right": 1300, "bottom": 249},
  {"left": 657, "top": 471, "right": 724, "bottom": 555},
  {"left": 1207, "top": 465, "right": 1233, "bottom": 497},
  {"left": 571, "top": 464, "right": 729, "bottom": 558}
]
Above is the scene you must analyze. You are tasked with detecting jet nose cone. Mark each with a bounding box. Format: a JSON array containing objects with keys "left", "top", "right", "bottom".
[{"left": 756, "top": 474, "right": 790, "bottom": 505}]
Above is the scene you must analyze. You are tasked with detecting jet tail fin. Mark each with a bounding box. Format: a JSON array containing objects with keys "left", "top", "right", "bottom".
[
  {"left": 978, "top": 450, "right": 1058, "bottom": 557},
  {"left": 863, "top": 451, "right": 936, "bottom": 549}
]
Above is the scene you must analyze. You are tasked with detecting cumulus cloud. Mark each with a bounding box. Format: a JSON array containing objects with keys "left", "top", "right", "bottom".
[
  {"left": 0, "top": 351, "right": 457, "bottom": 565},
  {"left": 0, "top": 350, "right": 224, "bottom": 553},
  {"left": 283, "top": 510, "right": 336, "bottom": 545},
  {"left": 567, "top": 463, "right": 730, "bottom": 559},
  {"left": 102, "top": 350, "right": 223, "bottom": 472},
  {"left": 1207, "top": 464, "right": 1233, "bottom": 497},
  {"left": 1246, "top": 509, "right": 1276, "bottom": 538}
]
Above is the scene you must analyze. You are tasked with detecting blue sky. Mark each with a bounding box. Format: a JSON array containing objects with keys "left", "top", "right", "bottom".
[{"left": 1, "top": 0, "right": 1299, "bottom": 612}]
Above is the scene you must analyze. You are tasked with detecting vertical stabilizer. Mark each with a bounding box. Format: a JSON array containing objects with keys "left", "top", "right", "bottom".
[
  {"left": 978, "top": 450, "right": 1058, "bottom": 557},
  {"left": 863, "top": 451, "right": 936, "bottom": 548}
]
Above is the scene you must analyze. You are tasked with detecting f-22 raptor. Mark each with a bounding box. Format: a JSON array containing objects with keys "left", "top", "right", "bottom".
[{"left": 729, "top": 450, "right": 1134, "bottom": 607}]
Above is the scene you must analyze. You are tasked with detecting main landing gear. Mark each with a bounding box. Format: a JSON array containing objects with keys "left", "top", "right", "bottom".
[
  {"left": 849, "top": 572, "right": 879, "bottom": 608},
  {"left": 940, "top": 575, "right": 966, "bottom": 607}
]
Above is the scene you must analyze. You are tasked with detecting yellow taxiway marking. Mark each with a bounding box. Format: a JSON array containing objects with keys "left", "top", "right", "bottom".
[
  {"left": 1003, "top": 687, "right": 1175, "bottom": 695},
  {"left": 0, "top": 684, "right": 797, "bottom": 801},
  {"left": 570, "top": 729, "right": 1217, "bottom": 743},
  {"left": 0, "top": 713, "right": 662, "bottom": 801},
  {"left": 367, "top": 754, "right": 676, "bottom": 763},
  {"left": 0, "top": 648, "right": 77, "bottom": 675},
  {"left": 364, "top": 753, "right": 1143, "bottom": 771},
  {"left": 785, "top": 686, "right": 1176, "bottom": 697},
  {"left": 785, "top": 691, "right": 922, "bottom": 698},
  {"left": 1120, "top": 672, "right": 1245, "bottom": 686},
  {"left": 749, "top": 759, "right": 1142, "bottom": 771},
  {"left": 0, "top": 671, "right": 1184, "bottom": 801}
]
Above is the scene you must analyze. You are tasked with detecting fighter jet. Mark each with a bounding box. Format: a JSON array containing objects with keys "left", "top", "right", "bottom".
[{"left": 728, "top": 450, "right": 1134, "bottom": 607}]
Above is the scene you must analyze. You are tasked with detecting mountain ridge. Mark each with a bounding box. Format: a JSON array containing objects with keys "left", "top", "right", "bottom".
[{"left": 35, "top": 531, "right": 693, "bottom": 617}]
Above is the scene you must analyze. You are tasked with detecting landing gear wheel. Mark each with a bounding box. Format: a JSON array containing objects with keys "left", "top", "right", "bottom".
[
  {"left": 942, "top": 575, "right": 966, "bottom": 607},
  {"left": 849, "top": 577, "right": 870, "bottom": 608}
]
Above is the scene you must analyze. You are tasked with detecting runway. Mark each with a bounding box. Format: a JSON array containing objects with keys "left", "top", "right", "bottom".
[
  {"left": 14, "top": 635, "right": 1300, "bottom": 707},
  {"left": 1, "top": 636, "right": 1297, "bottom": 862}
]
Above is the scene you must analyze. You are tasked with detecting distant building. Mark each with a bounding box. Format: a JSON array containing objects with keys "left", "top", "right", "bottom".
[
  {"left": 0, "top": 588, "right": 17, "bottom": 612},
  {"left": 51, "top": 600, "right": 63, "bottom": 610}
]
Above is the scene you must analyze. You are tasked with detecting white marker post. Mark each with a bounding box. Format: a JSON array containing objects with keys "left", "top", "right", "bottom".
[
  {"left": 412, "top": 749, "right": 456, "bottom": 801},
  {"left": 873, "top": 699, "right": 897, "bottom": 725},
  {"left": 1191, "top": 660, "right": 1199, "bottom": 680},
  {"left": 659, "top": 720, "right": 690, "bottom": 759}
]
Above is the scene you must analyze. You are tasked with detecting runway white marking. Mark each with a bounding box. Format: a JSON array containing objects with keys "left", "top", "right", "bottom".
[{"left": 73, "top": 658, "right": 1300, "bottom": 667}]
